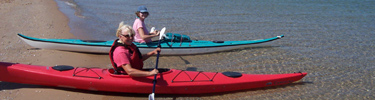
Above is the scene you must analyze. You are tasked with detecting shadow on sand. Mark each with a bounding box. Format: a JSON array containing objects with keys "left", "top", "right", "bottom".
[{"left": 0, "top": 81, "right": 313, "bottom": 98}]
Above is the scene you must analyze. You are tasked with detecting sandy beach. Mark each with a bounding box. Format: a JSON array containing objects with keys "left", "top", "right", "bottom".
[{"left": 0, "top": 0, "right": 121, "bottom": 99}]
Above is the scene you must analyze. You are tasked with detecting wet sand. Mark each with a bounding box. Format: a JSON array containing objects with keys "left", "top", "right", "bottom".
[{"left": 0, "top": 0, "right": 113, "bottom": 99}]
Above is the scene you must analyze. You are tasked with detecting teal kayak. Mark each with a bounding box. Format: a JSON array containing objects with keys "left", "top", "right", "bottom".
[{"left": 18, "top": 33, "right": 284, "bottom": 55}]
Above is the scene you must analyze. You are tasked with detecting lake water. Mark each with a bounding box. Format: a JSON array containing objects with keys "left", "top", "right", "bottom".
[{"left": 55, "top": 0, "right": 374, "bottom": 99}]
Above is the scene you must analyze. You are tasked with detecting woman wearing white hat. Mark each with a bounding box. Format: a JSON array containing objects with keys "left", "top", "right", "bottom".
[{"left": 133, "top": 6, "right": 160, "bottom": 43}]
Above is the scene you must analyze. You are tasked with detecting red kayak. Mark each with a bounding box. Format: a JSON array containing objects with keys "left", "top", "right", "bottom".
[{"left": 0, "top": 62, "right": 307, "bottom": 94}]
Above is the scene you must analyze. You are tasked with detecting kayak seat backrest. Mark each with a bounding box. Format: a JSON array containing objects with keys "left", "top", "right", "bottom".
[
  {"left": 52, "top": 65, "right": 74, "bottom": 71},
  {"left": 108, "top": 68, "right": 124, "bottom": 75},
  {"left": 164, "top": 33, "right": 191, "bottom": 42},
  {"left": 222, "top": 71, "right": 242, "bottom": 78},
  {"left": 81, "top": 40, "right": 107, "bottom": 43},
  {"left": 213, "top": 41, "right": 224, "bottom": 43}
]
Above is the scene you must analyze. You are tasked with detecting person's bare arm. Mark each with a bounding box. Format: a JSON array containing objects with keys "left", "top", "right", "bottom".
[
  {"left": 122, "top": 64, "right": 158, "bottom": 77},
  {"left": 138, "top": 28, "right": 158, "bottom": 40},
  {"left": 142, "top": 48, "right": 160, "bottom": 61}
]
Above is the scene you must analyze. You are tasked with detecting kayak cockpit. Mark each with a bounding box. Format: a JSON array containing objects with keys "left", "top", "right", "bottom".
[{"left": 108, "top": 68, "right": 172, "bottom": 78}]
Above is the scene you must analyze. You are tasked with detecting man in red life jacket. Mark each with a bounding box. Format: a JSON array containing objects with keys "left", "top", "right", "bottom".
[{"left": 109, "top": 22, "right": 159, "bottom": 77}]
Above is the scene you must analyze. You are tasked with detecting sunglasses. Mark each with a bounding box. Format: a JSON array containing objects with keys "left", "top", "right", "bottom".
[{"left": 120, "top": 34, "right": 134, "bottom": 38}]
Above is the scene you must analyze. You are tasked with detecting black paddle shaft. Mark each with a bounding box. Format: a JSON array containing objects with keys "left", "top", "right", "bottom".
[{"left": 151, "top": 40, "right": 162, "bottom": 93}]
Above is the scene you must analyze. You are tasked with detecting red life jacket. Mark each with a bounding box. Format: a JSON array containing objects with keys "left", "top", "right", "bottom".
[{"left": 109, "top": 39, "right": 143, "bottom": 74}]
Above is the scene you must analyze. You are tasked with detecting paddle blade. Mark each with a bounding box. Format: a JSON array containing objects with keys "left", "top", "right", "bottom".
[
  {"left": 159, "top": 27, "right": 166, "bottom": 40},
  {"left": 150, "top": 27, "right": 155, "bottom": 33},
  {"left": 148, "top": 93, "right": 155, "bottom": 100}
]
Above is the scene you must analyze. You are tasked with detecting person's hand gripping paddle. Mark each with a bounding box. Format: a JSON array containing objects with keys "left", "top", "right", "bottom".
[{"left": 149, "top": 27, "right": 166, "bottom": 100}]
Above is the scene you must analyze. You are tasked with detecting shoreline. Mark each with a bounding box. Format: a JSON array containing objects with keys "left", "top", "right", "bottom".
[{"left": 0, "top": 0, "right": 113, "bottom": 99}]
